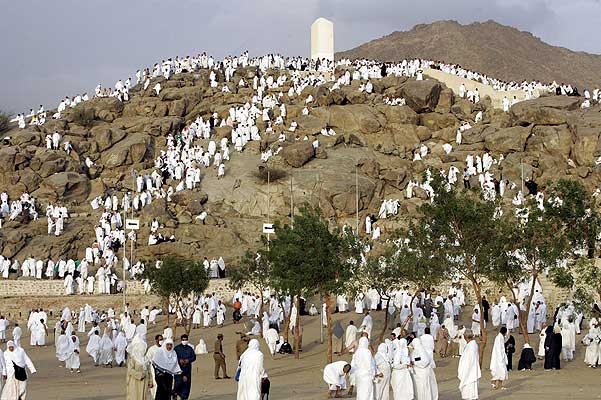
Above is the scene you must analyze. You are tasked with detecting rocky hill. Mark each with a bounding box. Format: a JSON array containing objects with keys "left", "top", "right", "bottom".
[
  {"left": 337, "top": 20, "right": 601, "bottom": 90},
  {"left": 0, "top": 66, "right": 600, "bottom": 276}
]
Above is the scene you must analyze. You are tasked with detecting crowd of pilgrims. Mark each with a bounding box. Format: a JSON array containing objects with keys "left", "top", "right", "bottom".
[
  {"left": 0, "top": 276, "right": 599, "bottom": 399},
  {"left": 2, "top": 51, "right": 601, "bottom": 307},
  {"left": 8, "top": 47, "right": 601, "bottom": 133}
]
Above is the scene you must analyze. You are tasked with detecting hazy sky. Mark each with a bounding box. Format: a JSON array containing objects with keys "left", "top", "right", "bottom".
[{"left": 2, "top": 0, "right": 600, "bottom": 112}]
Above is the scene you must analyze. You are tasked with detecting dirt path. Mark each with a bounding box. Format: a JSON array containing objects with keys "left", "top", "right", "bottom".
[{"left": 4, "top": 299, "right": 597, "bottom": 400}]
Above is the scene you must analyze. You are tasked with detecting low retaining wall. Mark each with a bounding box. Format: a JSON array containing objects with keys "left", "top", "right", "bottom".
[{"left": 0, "top": 278, "right": 237, "bottom": 299}]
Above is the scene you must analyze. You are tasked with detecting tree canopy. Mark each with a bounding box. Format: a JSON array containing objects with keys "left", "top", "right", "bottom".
[{"left": 144, "top": 256, "right": 209, "bottom": 300}]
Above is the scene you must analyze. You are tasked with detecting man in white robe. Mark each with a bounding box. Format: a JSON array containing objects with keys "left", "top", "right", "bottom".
[
  {"left": 344, "top": 321, "right": 358, "bottom": 353},
  {"left": 458, "top": 329, "right": 480, "bottom": 400},
  {"left": 489, "top": 327, "right": 508, "bottom": 390},
  {"left": 323, "top": 361, "right": 351, "bottom": 398},
  {"left": 412, "top": 337, "right": 438, "bottom": 400},
  {"left": 86, "top": 331, "right": 101, "bottom": 365},
  {"left": 359, "top": 312, "right": 373, "bottom": 338},
  {"left": 350, "top": 337, "right": 375, "bottom": 400}
]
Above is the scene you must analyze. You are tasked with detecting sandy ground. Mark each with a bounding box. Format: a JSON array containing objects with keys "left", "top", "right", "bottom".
[{"left": 2, "top": 297, "right": 599, "bottom": 400}]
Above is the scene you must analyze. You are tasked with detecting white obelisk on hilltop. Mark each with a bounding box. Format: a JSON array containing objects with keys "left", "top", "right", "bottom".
[{"left": 311, "top": 17, "right": 334, "bottom": 62}]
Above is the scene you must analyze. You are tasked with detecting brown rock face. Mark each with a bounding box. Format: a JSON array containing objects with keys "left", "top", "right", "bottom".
[
  {"left": 280, "top": 142, "right": 315, "bottom": 168},
  {"left": 400, "top": 79, "right": 442, "bottom": 113},
  {"left": 37, "top": 172, "right": 90, "bottom": 203}
]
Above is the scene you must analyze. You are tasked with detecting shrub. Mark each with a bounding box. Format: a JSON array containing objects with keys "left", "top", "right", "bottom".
[
  {"left": 0, "top": 111, "right": 9, "bottom": 133},
  {"left": 253, "top": 165, "right": 287, "bottom": 183},
  {"left": 72, "top": 107, "right": 95, "bottom": 127}
]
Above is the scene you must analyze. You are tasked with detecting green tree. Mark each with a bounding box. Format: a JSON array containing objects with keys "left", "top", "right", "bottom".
[
  {"left": 545, "top": 179, "right": 600, "bottom": 316},
  {"left": 143, "top": 256, "right": 209, "bottom": 335},
  {"left": 265, "top": 205, "right": 361, "bottom": 362},
  {"left": 229, "top": 249, "right": 272, "bottom": 333},
  {"left": 362, "top": 220, "right": 448, "bottom": 342},
  {"left": 411, "top": 175, "right": 506, "bottom": 362},
  {"left": 496, "top": 199, "right": 569, "bottom": 344},
  {"left": 546, "top": 179, "right": 599, "bottom": 258}
]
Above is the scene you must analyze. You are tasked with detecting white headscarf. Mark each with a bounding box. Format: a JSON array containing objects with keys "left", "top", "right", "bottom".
[
  {"left": 375, "top": 343, "right": 390, "bottom": 366},
  {"left": 152, "top": 338, "right": 181, "bottom": 375},
  {"left": 5, "top": 341, "right": 28, "bottom": 368},
  {"left": 411, "top": 337, "right": 433, "bottom": 368},
  {"left": 127, "top": 335, "right": 148, "bottom": 368},
  {"left": 393, "top": 338, "right": 411, "bottom": 368},
  {"left": 351, "top": 337, "right": 376, "bottom": 378}
]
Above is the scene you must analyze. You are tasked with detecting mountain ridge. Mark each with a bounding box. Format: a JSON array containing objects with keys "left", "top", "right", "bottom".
[{"left": 337, "top": 20, "right": 601, "bottom": 89}]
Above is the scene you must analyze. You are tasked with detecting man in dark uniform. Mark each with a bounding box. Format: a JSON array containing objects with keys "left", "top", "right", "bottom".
[
  {"left": 213, "top": 333, "right": 230, "bottom": 379},
  {"left": 174, "top": 334, "right": 197, "bottom": 400}
]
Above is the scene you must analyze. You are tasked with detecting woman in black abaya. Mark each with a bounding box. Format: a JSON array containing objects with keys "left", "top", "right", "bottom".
[{"left": 544, "top": 325, "right": 562, "bottom": 370}]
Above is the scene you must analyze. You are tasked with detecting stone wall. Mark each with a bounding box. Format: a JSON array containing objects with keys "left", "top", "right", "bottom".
[{"left": 0, "top": 278, "right": 238, "bottom": 299}]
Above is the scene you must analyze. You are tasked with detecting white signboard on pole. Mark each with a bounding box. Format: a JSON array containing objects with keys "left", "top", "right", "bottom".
[
  {"left": 262, "top": 223, "right": 275, "bottom": 234},
  {"left": 125, "top": 219, "right": 140, "bottom": 230}
]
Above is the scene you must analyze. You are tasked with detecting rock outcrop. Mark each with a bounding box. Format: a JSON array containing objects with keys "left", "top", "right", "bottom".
[{"left": 1, "top": 65, "right": 599, "bottom": 272}]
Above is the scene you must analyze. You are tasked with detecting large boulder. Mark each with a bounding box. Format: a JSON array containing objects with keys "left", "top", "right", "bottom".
[
  {"left": 171, "top": 191, "right": 209, "bottom": 215},
  {"left": 435, "top": 88, "right": 454, "bottom": 114},
  {"left": 400, "top": 79, "right": 442, "bottom": 113},
  {"left": 420, "top": 112, "right": 459, "bottom": 131},
  {"left": 510, "top": 96, "right": 580, "bottom": 126},
  {"left": 527, "top": 125, "right": 571, "bottom": 158},
  {"left": 38, "top": 172, "right": 90, "bottom": 203},
  {"left": 376, "top": 105, "right": 419, "bottom": 125},
  {"left": 90, "top": 125, "right": 127, "bottom": 151},
  {"left": 280, "top": 142, "right": 315, "bottom": 168},
  {"left": 0, "top": 148, "right": 18, "bottom": 172},
  {"left": 484, "top": 126, "right": 530, "bottom": 153},
  {"left": 101, "top": 134, "right": 150, "bottom": 167},
  {"left": 381, "top": 168, "right": 408, "bottom": 190}
]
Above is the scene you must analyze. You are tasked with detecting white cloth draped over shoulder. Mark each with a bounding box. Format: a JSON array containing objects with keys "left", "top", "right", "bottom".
[
  {"left": 458, "top": 340, "right": 480, "bottom": 400},
  {"left": 351, "top": 337, "right": 376, "bottom": 400},
  {"left": 489, "top": 333, "right": 508, "bottom": 381},
  {"left": 237, "top": 339, "right": 265, "bottom": 400}
]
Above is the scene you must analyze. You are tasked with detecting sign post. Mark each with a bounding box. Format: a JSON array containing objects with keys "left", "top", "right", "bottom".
[{"left": 124, "top": 218, "right": 140, "bottom": 311}]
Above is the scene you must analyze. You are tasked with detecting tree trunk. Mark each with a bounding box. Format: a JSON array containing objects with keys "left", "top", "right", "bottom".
[
  {"left": 294, "top": 296, "right": 301, "bottom": 359},
  {"left": 400, "top": 292, "right": 419, "bottom": 332},
  {"left": 508, "top": 279, "right": 530, "bottom": 345},
  {"left": 282, "top": 301, "right": 291, "bottom": 342},
  {"left": 473, "top": 283, "right": 486, "bottom": 367},
  {"left": 185, "top": 307, "right": 193, "bottom": 335},
  {"left": 165, "top": 298, "right": 170, "bottom": 325},
  {"left": 378, "top": 294, "right": 391, "bottom": 343},
  {"left": 173, "top": 299, "right": 179, "bottom": 338},
  {"left": 326, "top": 294, "right": 333, "bottom": 363}
]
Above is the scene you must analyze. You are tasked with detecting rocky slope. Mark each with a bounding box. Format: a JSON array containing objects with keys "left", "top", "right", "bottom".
[
  {"left": 337, "top": 20, "right": 601, "bottom": 90},
  {"left": 0, "top": 66, "right": 600, "bottom": 275}
]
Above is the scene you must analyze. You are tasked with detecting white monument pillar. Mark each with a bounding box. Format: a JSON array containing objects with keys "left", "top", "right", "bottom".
[{"left": 311, "top": 17, "right": 334, "bottom": 62}]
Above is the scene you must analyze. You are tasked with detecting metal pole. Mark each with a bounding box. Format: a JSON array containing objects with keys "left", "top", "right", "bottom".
[
  {"left": 355, "top": 167, "right": 359, "bottom": 235},
  {"left": 290, "top": 175, "right": 294, "bottom": 228},
  {"left": 122, "top": 209, "right": 126, "bottom": 310},
  {"left": 320, "top": 295, "right": 324, "bottom": 344},
  {"left": 267, "top": 169, "right": 270, "bottom": 250}
]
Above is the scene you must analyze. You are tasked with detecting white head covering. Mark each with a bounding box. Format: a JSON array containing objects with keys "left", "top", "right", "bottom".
[
  {"left": 5, "top": 341, "right": 29, "bottom": 368},
  {"left": 411, "top": 337, "right": 433, "bottom": 368},
  {"left": 127, "top": 335, "right": 147, "bottom": 367},
  {"left": 375, "top": 343, "right": 390, "bottom": 366},
  {"left": 152, "top": 338, "right": 181, "bottom": 375},
  {"left": 238, "top": 338, "right": 264, "bottom": 388},
  {"left": 351, "top": 337, "right": 376, "bottom": 378}
]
